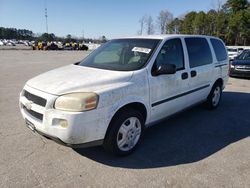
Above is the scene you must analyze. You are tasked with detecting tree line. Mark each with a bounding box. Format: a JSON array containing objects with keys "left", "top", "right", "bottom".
[
  {"left": 138, "top": 0, "right": 250, "bottom": 45},
  {"left": 0, "top": 27, "right": 107, "bottom": 43},
  {"left": 0, "top": 27, "right": 34, "bottom": 40}
]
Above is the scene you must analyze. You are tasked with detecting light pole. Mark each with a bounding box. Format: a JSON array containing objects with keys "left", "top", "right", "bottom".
[{"left": 44, "top": 0, "right": 48, "bottom": 34}]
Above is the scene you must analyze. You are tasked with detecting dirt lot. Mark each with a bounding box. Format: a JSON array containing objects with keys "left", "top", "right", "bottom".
[{"left": 0, "top": 50, "right": 249, "bottom": 188}]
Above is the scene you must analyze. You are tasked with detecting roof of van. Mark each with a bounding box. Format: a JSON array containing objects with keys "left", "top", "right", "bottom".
[{"left": 115, "top": 34, "right": 219, "bottom": 40}]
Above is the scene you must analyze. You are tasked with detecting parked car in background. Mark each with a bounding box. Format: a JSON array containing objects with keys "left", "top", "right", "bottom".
[
  {"left": 227, "top": 48, "right": 239, "bottom": 60},
  {"left": 63, "top": 42, "right": 73, "bottom": 50},
  {"left": 229, "top": 49, "right": 250, "bottom": 78},
  {"left": 79, "top": 43, "right": 89, "bottom": 51},
  {"left": 63, "top": 42, "right": 89, "bottom": 51},
  {"left": 0, "top": 40, "right": 4, "bottom": 46},
  {"left": 237, "top": 48, "right": 244, "bottom": 54},
  {"left": 46, "top": 42, "right": 59, "bottom": 50},
  {"left": 226, "top": 46, "right": 250, "bottom": 60},
  {"left": 19, "top": 35, "right": 228, "bottom": 155},
  {"left": 6, "top": 40, "right": 16, "bottom": 46},
  {"left": 56, "top": 42, "right": 64, "bottom": 50},
  {"left": 24, "top": 41, "right": 31, "bottom": 46}
]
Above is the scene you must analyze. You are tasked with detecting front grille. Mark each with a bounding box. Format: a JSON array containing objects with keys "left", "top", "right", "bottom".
[
  {"left": 22, "top": 104, "right": 43, "bottom": 121},
  {"left": 235, "top": 65, "right": 250, "bottom": 71},
  {"left": 23, "top": 90, "right": 47, "bottom": 107}
]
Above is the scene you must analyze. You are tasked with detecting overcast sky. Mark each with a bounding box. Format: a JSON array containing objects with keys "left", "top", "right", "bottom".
[{"left": 0, "top": 0, "right": 227, "bottom": 39}]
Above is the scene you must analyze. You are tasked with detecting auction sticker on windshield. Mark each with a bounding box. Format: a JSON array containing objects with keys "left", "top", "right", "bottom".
[{"left": 132, "top": 47, "right": 151, "bottom": 54}]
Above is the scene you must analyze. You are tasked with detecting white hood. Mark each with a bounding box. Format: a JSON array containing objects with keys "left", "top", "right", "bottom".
[{"left": 27, "top": 65, "right": 133, "bottom": 95}]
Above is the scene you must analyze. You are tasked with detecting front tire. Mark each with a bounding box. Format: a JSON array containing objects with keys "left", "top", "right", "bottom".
[
  {"left": 103, "top": 109, "right": 145, "bottom": 156},
  {"left": 205, "top": 82, "right": 222, "bottom": 110}
]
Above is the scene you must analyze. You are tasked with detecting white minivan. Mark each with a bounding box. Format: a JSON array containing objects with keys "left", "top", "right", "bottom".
[{"left": 19, "top": 35, "right": 229, "bottom": 155}]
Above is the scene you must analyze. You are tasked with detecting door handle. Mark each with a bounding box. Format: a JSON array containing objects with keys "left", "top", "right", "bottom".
[
  {"left": 181, "top": 72, "right": 188, "bottom": 80},
  {"left": 191, "top": 70, "right": 197, "bottom": 77}
]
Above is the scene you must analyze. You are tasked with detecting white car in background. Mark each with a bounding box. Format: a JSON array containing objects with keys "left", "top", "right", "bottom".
[
  {"left": 0, "top": 41, "right": 4, "bottom": 46},
  {"left": 6, "top": 40, "right": 16, "bottom": 46},
  {"left": 19, "top": 35, "right": 229, "bottom": 155},
  {"left": 227, "top": 48, "right": 239, "bottom": 60},
  {"left": 227, "top": 47, "right": 247, "bottom": 60}
]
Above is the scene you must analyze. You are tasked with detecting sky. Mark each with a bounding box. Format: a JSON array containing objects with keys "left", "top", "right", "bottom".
[{"left": 0, "top": 0, "right": 227, "bottom": 39}]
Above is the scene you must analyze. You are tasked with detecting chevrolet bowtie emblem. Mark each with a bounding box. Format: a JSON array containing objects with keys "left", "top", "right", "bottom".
[{"left": 24, "top": 100, "right": 33, "bottom": 110}]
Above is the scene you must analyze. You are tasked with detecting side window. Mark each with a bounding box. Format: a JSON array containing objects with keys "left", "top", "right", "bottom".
[
  {"left": 155, "top": 38, "right": 184, "bottom": 70},
  {"left": 210, "top": 39, "right": 227, "bottom": 61},
  {"left": 185, "top": 38, "right": 213, "bottom": 68}
]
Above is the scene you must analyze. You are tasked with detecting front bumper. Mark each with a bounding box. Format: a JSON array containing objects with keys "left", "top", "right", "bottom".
[
  {"left": 35, "top": 127, "right": 103, "bottom": 148},
  {"left": 19, "top": 85, "right": 109, "bottom": 146},
  {"left": 229, "top": 69, "right": 250, "bottom": 78}
]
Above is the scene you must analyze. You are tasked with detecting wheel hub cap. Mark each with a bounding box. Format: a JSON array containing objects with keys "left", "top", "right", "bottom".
[
  {"left": 117, "top": 117, "right": 141, "bottom": 151},
  {"left": 212, "top": 86, "right": 221, "bottom": 106}
]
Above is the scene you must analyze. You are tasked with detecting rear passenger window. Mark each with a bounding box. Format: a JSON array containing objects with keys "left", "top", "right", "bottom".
[
  {"left": 210, "top": 39, "right": 227, "bottom": 61},
  {"left": 155, "top": 38, "right": 184, "bottom": 70},
  {"left": 185, "top": 38, "right": 213, "bottom": 68}
]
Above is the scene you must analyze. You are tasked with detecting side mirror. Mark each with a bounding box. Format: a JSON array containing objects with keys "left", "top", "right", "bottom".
[{"left": 153, "top": 64, "right": 176, "bottom": 76}]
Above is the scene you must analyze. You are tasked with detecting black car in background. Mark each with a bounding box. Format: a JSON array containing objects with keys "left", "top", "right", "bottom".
[
  {"left": 79, "top": 44, "right": 89, "bottom": 51},
  {"left": 46, "top": 42, "right": 59, "bottom": 50},
  {"left": 229, "top": 49, "right": 250, "bottom": 78}
]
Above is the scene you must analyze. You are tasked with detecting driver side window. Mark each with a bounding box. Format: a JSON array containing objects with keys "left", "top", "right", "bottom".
[{"left": 155, "top": 38, "right": 184, "bottom": 71}]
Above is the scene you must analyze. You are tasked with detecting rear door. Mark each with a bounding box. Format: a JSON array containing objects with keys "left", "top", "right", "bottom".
[{"left": 184, "top": 37, "right": 214, "bottom": 104}]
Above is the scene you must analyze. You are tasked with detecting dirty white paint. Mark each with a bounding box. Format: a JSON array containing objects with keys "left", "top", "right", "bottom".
[{"left": 19, "top": 35, "right": 229, "bottom": 146}]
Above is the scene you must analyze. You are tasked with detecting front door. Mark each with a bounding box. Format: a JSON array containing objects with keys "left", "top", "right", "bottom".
[{"left": 148, "top": 38, "right": 191, "bottom": 123}]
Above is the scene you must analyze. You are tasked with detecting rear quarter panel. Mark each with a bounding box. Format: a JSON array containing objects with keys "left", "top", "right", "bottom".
[{"left": 208, "top": 37, "right": 229, "bottom": 89}]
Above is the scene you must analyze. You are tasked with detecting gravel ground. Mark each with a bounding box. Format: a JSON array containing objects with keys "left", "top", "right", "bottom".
[
  {"left": 0, "top": 50, "right": 249, "bottom": 188},
  {"left": 0, "top": 44, "right": 31, "bottom": 50}
]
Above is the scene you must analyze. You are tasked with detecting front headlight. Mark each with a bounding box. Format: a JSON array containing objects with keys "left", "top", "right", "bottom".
[
  {"left": 230, "top": 64, "right": 235, "bottom": 68},
  {"left": 54, "top": 92, "right": 99, "bottom": 112}
]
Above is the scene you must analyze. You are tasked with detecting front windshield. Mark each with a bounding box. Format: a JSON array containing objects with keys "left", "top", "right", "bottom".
[
  {"left": 78, "top": 39, "right": 161, "bottom": 71},
  {"left": 237, "top": 50, "right": 250, "bottom": 60}
]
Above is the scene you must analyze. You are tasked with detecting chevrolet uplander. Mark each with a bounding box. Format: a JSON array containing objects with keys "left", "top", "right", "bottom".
[{"left": 19, "top": 35, "right": 229, "bottom": 155}]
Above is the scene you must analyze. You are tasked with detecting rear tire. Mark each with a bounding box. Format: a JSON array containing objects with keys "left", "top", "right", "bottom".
[
  {"left": 103, "top": 108, "right": 145, "bottom": 156},
  {"left": 205, "top": 82, "right": 222, "bottom": 110}
]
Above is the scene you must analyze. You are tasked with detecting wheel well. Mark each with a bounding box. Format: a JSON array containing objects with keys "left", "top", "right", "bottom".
[
  {"left": 114, "top": 102, "right": 147, "bottom": 122},
  {"left": 214, "top": 78, "right": 223, "bottom": 87},
  {"left": 208, "top": 78, "right": 223, "bottom": 98},
  {"left": 104, "top": 102, "right": 147, "bottom": 140}
]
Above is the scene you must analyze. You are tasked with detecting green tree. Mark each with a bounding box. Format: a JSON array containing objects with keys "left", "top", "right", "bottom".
[
  {"left": 165, "top": 0, "right": 250, "bottom": 45},
  {"left": 180, "top": 11, "right": 197, "bottom": 34},
  {"left": 65, "top": 34, "right": 72, "bottom": 43},
  {"left": 206, "top": 10, "right": 218, "bottom": 35},
  {"left": 215, "top": 11, "right": 228, "bottom": 41},
  {"left": 227, "top": 10, "right": 250, "bottom": 45},
  {"left": 101, "top": 35, "right": 107, "bottom": 43},
  {"left": 224, "top": 0, "right": 250, "bottom": 45},
  {"left": 38, "top": 33, "right": 56, "bottom": 42},
  {"left": 193, "top": 11, "right": 208, "bottom": 35},
  {"left": 0, "top": 27, "right": 34, "bottom": 40},
  {"left": 223, "top": 0, "right": 249, "bottom": 13},
  {"left": 167, "top": 18, "right": 183, "bottom": 34}
]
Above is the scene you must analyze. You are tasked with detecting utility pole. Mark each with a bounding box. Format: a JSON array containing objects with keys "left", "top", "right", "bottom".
[{"left": 45, "top": 0, "right": 48, "bottom": 33}]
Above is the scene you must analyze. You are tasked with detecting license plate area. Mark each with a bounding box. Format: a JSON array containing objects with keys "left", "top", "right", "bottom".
[{"left": 26, "top": 119, "right": 36, "bottom": 132}]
